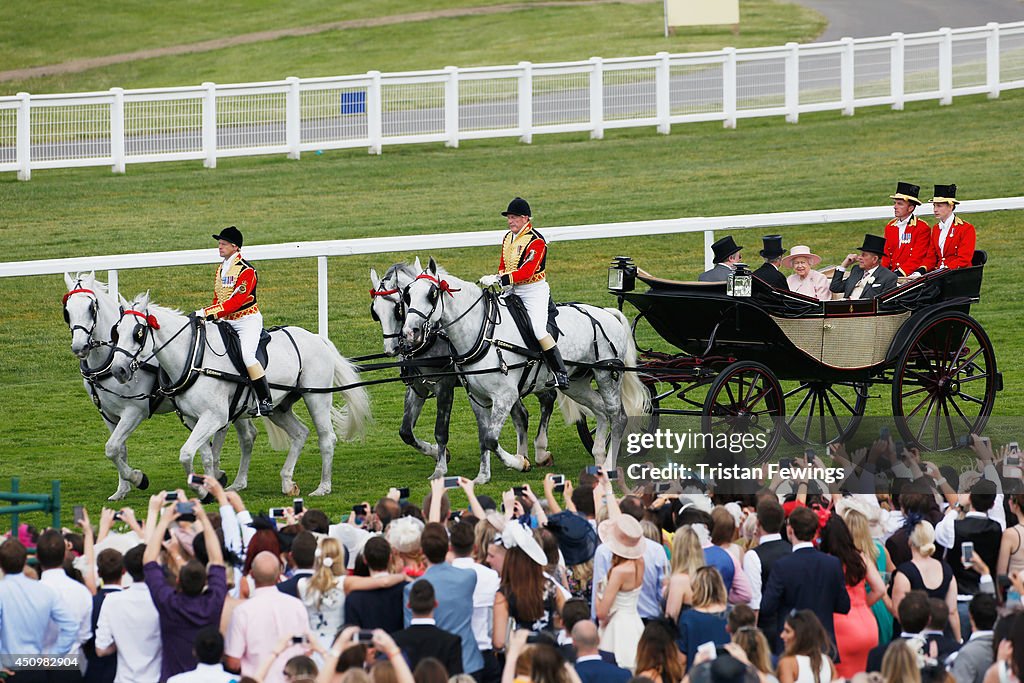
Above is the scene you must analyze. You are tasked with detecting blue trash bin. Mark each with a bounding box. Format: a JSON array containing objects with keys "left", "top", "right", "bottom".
[{"left": 340, "top": 91, "right": 366, "bottom": 115}]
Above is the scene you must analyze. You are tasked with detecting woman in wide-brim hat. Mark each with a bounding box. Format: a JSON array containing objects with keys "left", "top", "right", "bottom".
[
  {"left": 782, "top": 245, "right": 831, "bottom": 301},
  {"left": 596, "top": 513, "right": 646, "bottom": 670}
]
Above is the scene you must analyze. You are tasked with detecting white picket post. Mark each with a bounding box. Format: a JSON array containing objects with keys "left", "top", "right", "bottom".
[
  {"left": 445, "top": 66, "right": 459, "bottom": 149},
  {"left": 785, "top": 42, "right": 800, "bottom": 123},
  {"left": 286, "top": 76, "right": 301, "bottom": 160},
  {"left": 110, "top": 87, "right": 126, "bottom": 174},
  {"left": 317, "top": 256, "right": 329, "bottom": 339},
  {"left": 841, "top": 37, "right": 855, "bottom": 116},
  {"left": 656, "top": 51, "right": 671, "bottom": 134},
  {"left": 939, "top": 27, "right": 953, "bottom": 105},
  {"left": 518, "top": 61, "right": 533, "bottom": 144},
  {"left": 987, "top": 22, "right": 1001, "bottom": 99},
  {"left": 367, "top": 71, "right": 383, "bottom": 155},
  {"left": 891, "top": 33, "right": 905, "bottom": 111},
  {"left": 589, "top": 57, "right": 604, "bottom": 140},
  {"left": 16, "top": 92, "right": 31, "bottom": 181},
  {"left": 723, "top": 48, "right": 737, "bottom": 129},
  {"left": 202, "top": 82, "right": 217, "bottom": 169}
]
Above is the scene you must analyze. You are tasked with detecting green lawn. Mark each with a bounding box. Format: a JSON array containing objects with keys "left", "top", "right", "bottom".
[
  {"left": 1, "top": 0, "right": 824, "bottom": 96},
  {"left": 1, "top": 88, "right": 1021, "bottom": 529}
]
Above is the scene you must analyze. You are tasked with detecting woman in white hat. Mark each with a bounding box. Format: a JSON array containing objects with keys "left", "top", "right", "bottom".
[
  {"left": 782, "top": 245, "right": 831, "bottom": 301},
  {"left": 595, "top": 513, "right": 646, "bottom": 670}
]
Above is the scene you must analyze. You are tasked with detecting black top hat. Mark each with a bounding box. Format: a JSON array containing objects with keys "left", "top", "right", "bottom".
[
  {"left": 711, "top": 236, "right": 743, "bottom": 264},
  {"left": 857, "top": 234, "right": 887, "bottom": 256},
  {"left": 546, "top": 511, "right": 598, "bottom": 566},
  {"left": 212, "top": 226, "right": 244, "bottom": 247},
  {"left": 759, "top": 235, "right": 785, "bottom": 260},
  {"left": 501, "top": 197, "right": 532, "bottom": 217},
  {"left": 930, "top": 183, "right": 960, "bottom": 205},
  {"left": 889, "top": 181, "right": 922, "bottom": 206}
]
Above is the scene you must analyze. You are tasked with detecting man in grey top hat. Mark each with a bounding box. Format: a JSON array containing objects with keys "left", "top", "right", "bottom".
[{"left": 699, "top": 236, "right": 743, "bottom": 282}]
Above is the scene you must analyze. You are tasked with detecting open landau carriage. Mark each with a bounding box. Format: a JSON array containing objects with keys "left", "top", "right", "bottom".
[{"left": 600, "top": 253, "right": 1001, "bottom": 463}]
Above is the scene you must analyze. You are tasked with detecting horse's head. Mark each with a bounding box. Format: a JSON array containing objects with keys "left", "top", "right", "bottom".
[
  {"left": 109, "top": 292, "right": 160, "bottom": 384},
  {"left": 370, "top": 266, "right": 408, "bottom": 357},
  {"left": 401, "top": 257, "right": 460, "bottom": 347},
  {"left": 63, "top": 271, "right": 101, "bottom": 359}
]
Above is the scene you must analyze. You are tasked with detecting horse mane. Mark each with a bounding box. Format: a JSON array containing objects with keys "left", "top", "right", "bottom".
[
  {"left": 70, "top": 272, "right": 108, "bottom": 295},
  {"left": 128, "top": 295, "right": 184, "bottom": 318},
  {"left": 384, "top": 262, "right": 420, "bottom": 283}
]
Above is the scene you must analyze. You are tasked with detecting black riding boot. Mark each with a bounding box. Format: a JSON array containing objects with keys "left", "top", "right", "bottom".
[
  {"left": 250, "top": 376, "right": 275, "bottom": 416},
  {"left": 542, "top": 346, "right": 570, "bottom": 390}
]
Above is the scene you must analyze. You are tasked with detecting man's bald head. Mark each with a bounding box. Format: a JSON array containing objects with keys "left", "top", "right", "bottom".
[
  {"left": 571, "top": 620, "right": 600, "bottom": 654},
  {"left": 251, "top": 551, "right": 281, "bottom": 587}
]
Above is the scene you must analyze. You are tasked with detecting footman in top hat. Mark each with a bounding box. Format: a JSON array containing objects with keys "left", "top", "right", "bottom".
[
  {"left": 698, "top": 236, "right": 744, "bottom": 282},
  {"left": 830, "top": 234, "right": 898, "bottom": 300},
  {"left": 195, "top": 226, "right": 274, "bottom": 416},
  {"left": 928, "top": 184, "right": 976, "bottom": 270},
  {"left": 752, "top": 235, "right": 790, "bottom": 290},
  {"left": 478, "top": 197, "right": 569, "bottom": 389},
  {"left": 882, "top": 181, "right": 935, "bottom": 278}
]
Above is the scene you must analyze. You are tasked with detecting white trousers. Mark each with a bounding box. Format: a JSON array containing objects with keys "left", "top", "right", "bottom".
[
  {"left": 513, "top": 280, "right": 551, "bottom": 341},
  {"left": 225, "top": 312, "right": 263, "bottom": 367}
]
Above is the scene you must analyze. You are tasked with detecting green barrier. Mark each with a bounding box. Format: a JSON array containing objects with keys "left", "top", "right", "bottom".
[{"left": 0, "top": 477, "right": 61, "bottom": 533}]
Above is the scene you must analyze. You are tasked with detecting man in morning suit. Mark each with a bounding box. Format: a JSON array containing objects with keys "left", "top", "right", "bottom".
[
  {"left": 752, "top": 235, "right": 790, "bottom": 290},
  {"left": 698, "top": 236, "right": 743, "bottom": 282},
  {"left": 572, "top": 621, "right": 631, "bottom": 683},
  {"left": 882, "top": 181, "right": 934, "bottom": 277},
  {"left": 393, "top": 580, "right": 464, "bottom": 674},
  {"left": 275, "top": 531, "right": 317, "bottom": 598},
  {"left": 759, "top": 506, "right": 850, "bottom": 654},
  {"left": 829, "top": 234, "right": 898, "bottom": 300},
  {"left": 929, "top": 184, "right": 977, "bottom": 270}
]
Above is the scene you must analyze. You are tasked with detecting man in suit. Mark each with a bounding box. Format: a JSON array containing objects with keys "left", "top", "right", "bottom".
[
  {"left": 345, "top": 536, "right": 405, "bottom": 633},
  {"left": 404, "top": 522, "right": 483, "bottom": 676},
  {"left": 949, "top": 593, "right": 997, "bottom": 683},
  {"left": 760, "top": 506, "right": 850, "bottom": 654},
  {"left": 557, "top": 601, "right": 618, "bottom": 665},
  {"left": 699, "top": 236, "right": 743, "bottom": 282},
  {"left": 882, "top": 181, "right": 934, "bottom": 277},
  {"left": 752, "top": 235, "right": 789, "bottom": 290},
  {"left": 84, "top": 547, "right": 124, "bottom": 683},
  {"left": 393, "top": 580, "right": 464, "bottom": 675},
  {"left": 929, "top": 184, "right": 977, "bottom": 270},
  {"left": 866, "top": 590, "right": 931, "bottom": 672},
  {"left": 572, "top": 621, "right": 631, "bottom": 683},
  {"left": 743, "top": 498, "right": 792, "bottom": 653},
  {"left": 829, "top": 234, "right": 898, "bottom": 300},
  {"left": 924, "top": 597, "right": 960, "bottom": 661},
  {"left": 276, "top": 531, "right": 317, "bottom": 598}
]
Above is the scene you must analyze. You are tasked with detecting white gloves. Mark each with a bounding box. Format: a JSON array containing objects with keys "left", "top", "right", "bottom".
[
  {"left": 478, "top": 274, "right": 501, "bottom": 289},
  {"left": 907, "top": 271, "right": 923, "bottom": 280},
  {"left": 194, "top": 309, "right": 208, "bottom": 320}
]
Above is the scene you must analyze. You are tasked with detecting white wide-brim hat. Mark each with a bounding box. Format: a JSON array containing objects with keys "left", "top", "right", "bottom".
[
  {"left": 781, "top": 245, "right": 822, "bottom": 269},
  {"left": 598, "top": 515, "right": 645, "bottom": 560},
  {"left": 498, "top": 520, "right": 548, "bottom": 566}
]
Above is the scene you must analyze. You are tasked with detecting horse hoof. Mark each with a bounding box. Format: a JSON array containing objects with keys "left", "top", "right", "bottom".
[
  {"left": 535, "top": 454, "right": 555, "bottom": 467},
  {"left": 521, "top": 459, "right": 532, "bottom": 473},
  {"left": 107, "top": 488, "right": 129, "bottom": 502},
  {"left": 200, "top": 491, "right": 215, "bottom": 505},
  {"left": 473, "top": 476, "right": 489, "bottom": 486},
  {"left": 217, "top": 472, "right": 228, "bottom": 487},
  {"left": 226, "top": 482, "right": 246, "bottom": 492},
  {"left": 138, "top": 473, "right": 150, "bottom": 490},
  {"left": 284, "top": 483, "right": 300, "bottom": 497}
]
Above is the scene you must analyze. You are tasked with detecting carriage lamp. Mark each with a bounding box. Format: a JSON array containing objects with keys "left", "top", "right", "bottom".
[
  {"left": 727, "top": 264, "right": 752, "bottom": 298},
  {"left": 608, "top": 256, "right": 637, "bottom": 293}
]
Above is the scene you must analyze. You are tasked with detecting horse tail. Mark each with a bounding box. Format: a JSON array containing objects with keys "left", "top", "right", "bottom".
[
  {"left": 604, "top": 307, "right": 651, "bottom": 418},
  {"left": 322, "top": 338, "right": 373, "bottom": 441},
  {"left": 557, "top": 393, "right": 589, "bottom": 425},
  {"left": 263, "top": 418, "right": 291, "bottom": 451}
]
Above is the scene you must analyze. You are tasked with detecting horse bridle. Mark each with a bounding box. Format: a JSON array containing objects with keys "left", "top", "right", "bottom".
[
  {"left": 403, "top": 273, "right": 457, "bottom": 325},
  {"left": 62, "top": 285, "right": 100, "bottom": 342},
  {"left": 369, "top": 282, "right": 405, "bottom": 339},
  {"left": 111, "top": 306, "right": 160, "bottom": 372}
]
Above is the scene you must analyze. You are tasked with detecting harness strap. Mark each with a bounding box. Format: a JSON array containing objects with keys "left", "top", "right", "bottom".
[{"left": 158, "top": 318, "right": 206, "bottom": 397}]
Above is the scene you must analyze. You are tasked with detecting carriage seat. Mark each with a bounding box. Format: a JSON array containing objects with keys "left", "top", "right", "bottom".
[
  {"left": 636, "top": 268, "right": 726, "bottom": 287},
  {"left": 972, "top": 250, "right": 987, "bottom": 266}
]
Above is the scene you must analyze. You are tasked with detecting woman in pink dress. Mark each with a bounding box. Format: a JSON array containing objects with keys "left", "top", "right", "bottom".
[
  {"left": 783, "top": 245, "right": 832, "bottom": 300},
  {"left": 819, "top": 514, "right": 887, "bottom": 678}
]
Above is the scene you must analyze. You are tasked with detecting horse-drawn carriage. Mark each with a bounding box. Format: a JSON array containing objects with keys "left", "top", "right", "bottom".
[{"left": 600, "top": 253, "right": 1001, "bottom": 463}]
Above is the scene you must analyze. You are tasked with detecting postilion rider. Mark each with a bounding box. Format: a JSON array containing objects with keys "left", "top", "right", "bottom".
[
  {"left": 478, "top": 197, "right": 570, "bottom": 390},
  {"left": 194, "top": 226, "right": 274, "bottom": 417}
]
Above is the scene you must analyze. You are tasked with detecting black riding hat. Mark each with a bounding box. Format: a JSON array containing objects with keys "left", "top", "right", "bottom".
[
  {"left": 501, "top": 197, "right": 532, "bottom": 217},
  {"left": 857, "top": 234, "right": 887, "bottom": 257},
  {"left": 710, "top": 235, "right": 743, "bottom": 264},
  {"left": 889, "top": 181, "right": 922, "bottom": 206},
  {"left": 759, "top": 234, "right": 785, "bottom": 260},
  {"left": 212, "top": 226, "right": 244, "bottom": 248}
]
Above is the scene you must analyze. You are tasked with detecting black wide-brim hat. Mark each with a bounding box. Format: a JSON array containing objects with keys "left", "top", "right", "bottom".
[
  {"left": 759, "top": 234, "right": 785, "bottom": 259},
  {"left": 889, "top": 181, "right": 922, "bottom": 206},
  {"left": 930, "top": 183, "right": 960, "bottom": 205},
  {"left": 711, "top": 235, "right": 743, "bottom": 264},
  {"left": 857, "top": 233, "right": 887, "bottom": 256},
  {"left": 501, "top": 197, "right": 532, "bottom": 217},
  {"left": 212, "top": 225, "right": 244, "bottom": 247}
]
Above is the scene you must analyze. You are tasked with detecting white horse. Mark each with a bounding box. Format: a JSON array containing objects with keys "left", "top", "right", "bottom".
[
  {"left": 401, "top": 259, "right": 649, "bottom": 480},
  {"left": 107, "top": 292, "right": 371, "bottom": 496},
  {"left": 62, "top": 272, "right": 258, "bottom": 500},
  {"left": 371, "top": 260, "right": 553, "bottom": 478}
]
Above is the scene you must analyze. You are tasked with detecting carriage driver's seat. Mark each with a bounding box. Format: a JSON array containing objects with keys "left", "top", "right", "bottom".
[{"left": 972, "top": 250, "right": 987, "bottom": 267}]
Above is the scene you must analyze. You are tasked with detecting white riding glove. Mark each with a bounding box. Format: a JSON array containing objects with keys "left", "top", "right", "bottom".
[
  {"left": 907, "top": 271, "right": 923, "bottom": 280},
  {"left": 194, "top": 309, "right": 209, "bottom": 321},
  {"left": 478, "top": 274, "right": 502, "bottom": 290}
]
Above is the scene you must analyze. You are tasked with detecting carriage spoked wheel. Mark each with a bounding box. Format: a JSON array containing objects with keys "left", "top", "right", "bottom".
[
  {"left": 893, "top": 311, "right": 998, "bottom": 452},
  {"left": 782, "top": 381, "right": 868, "bottom": 447},
  {"left": 576, "top": 380, "right": 660, "bottom": 457},
  {"left": 702, "top": 361, "right": 784, "bottom": 465}
]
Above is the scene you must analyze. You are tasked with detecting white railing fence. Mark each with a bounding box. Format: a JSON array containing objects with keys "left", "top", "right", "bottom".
[
  {"left": 1, "top": 21, "right": 1023, "bottom": 180},
  {"left": 5, "top": 197, "right": 1022, "bottom": 338}
]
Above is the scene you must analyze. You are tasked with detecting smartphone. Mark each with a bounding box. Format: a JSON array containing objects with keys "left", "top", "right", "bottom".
[
  {"left": 513, "top": 485, "right": 526, "bottom": 496},
  {"left": 397, "top": 487, "right": 410, "bottom": 499},
  {"left": 73, "top": 505, "right": 85, "bottom": 525},
  {"left": 352, "top": 504, "right": 368, "bottom": 516},
  {"left": 551, "top": 474, "right": 566, "bottom": 492},
  {"left": 585, "top": 465, "right": 600, "bottom": 476},
  {"left": 606, "top": 469, "right": 619, "bottom": 481},
  {"left": 164, "top": 491, "right": 179, "bottom": 502},
  {"left": 175, "top": 501, "right": 195, "bottom": 515},
  {"left": 112, "top": 510, "right": 123, "bottom": 522},
  {"left": 893, "top": 442, "right": 906, "bottom": 459},
  {"left": 355, "top": 629, "right": 375, "bottom": 643},
  {"left": 981, "top": 436, "right": 992, "bottom": 448},
  {"left": 962, "top": 541, "right": 975, "bottom": 564},
  {"left": 654, "top": 481, "right": 672, "bottom": 494},
  {"left": 779, "top": 457, "right": 793, "bottom": 469},
  {"left": 188, "top": 473, "right": 204, "bottom": 486},
  {"left": 880, "top": 426, "right": 890, "bottom": 440},
  {"left": 449, "top": 510, "right": 462, "bottom": 522},
  {"left": 697, "top": 641, "right": 718, "bottom": 661},
  {"left": 291, "top": 635, "right": 307, "bottom": 645},
  {"left": 443, "top": 476, "right": 460, "bottom": 489},
  {"left": 1010, "top": 442, "right": 1021, "bottom": 454},
  {"left": 269, "top": 507, "right": 287, "bottom": 518},
  {"left": 293, "top": 498, "right": 304, "bottom": 514},
  {"left": 804, "top": 448, "right": 817, "bottom": 460},
  {"left": 1008, "top": 456, "right": 1021, "bottom": 467}
]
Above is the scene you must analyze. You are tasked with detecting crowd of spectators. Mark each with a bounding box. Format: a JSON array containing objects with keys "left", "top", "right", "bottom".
[{"left": 4, "top": 433, "right": 1024, "bottom": 683}]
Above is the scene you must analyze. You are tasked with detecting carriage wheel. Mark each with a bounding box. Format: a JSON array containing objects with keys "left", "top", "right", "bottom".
[
  {"left": 702, "top": 361, "right": 784, "bottom": 465},
  {"left": 576, "top": 381, "right": 659, "bottom": 457},
  {"left": 892, "top": 312, "right": 998, "bottom": 452},
  {"left": 782, "top": 381, "right": 868, "bottom": 447}
]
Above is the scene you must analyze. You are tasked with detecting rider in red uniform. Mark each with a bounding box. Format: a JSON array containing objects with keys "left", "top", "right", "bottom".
[
  {"left": 194, "top": 226, "right": 273, "bottom": 416},
  {"left": 882, "top": 181, "right": 934, "bottom": 278}
]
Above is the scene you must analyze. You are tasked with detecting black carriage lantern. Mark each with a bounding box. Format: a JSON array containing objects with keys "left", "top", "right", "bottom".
[
  {"left": 608, "top": 256, "right": 637, "bottom": 293},
  {"left": 727, "top": 263, "right": 752, "bottom": 298}
]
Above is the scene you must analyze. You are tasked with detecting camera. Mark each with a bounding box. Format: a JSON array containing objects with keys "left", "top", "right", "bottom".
[
  {"left": 355, "top": 630, "right": 375, "bottom": 643},
  {"left": 551, "top": 474, "right": 565, "bottom": 492},
  {"left": 585, "top": 465, "right": 600, "bottom": 476},
  {"left": 961, "top": 541, "right": 975, "bottom": 565},
  {"left": 291, "top": 635, "right": 307, "bottom": 645},
  {"left": 112, "top": 511, "right": 123, "bottom": 522},
  {"left": 188, "top": 473, "right": 204, "bottom": 486},
  {"left": 513, "top": 485, "right": 526, "bottom": 497},
  {"left": 653, "top": 482, "right": 672, "bottom": 494},
  {"left": 175, "top": 502, "right": 195, "bottom": 515},
  {"left": 352, "top": 504, "right": 368, "bottom": 516},
  {"left": 293, "top": 498, "right": 304, "bottom": 514},
  {"left": 449, "top": 510, "right": 462, "bottom": 522},
  {"left": 73, "top": 505, "right": 85, "bottom": 525},
  {"left": 397, "top": 487, "right": 410, "bottom": 499},
  {"left": 164, "top": 491, "right": 179, "bottom": 502}
]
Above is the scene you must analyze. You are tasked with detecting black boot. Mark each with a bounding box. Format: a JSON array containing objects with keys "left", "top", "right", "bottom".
[
  {"left": 250, "top": 376, "right": 274, "bottom": 416},
  {"left": 542, "top": 347, "right": 570, "bottom": 389}
]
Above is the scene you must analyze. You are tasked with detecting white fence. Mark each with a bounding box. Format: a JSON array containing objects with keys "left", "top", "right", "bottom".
[
  {"left": 2, "top": 21, "right": 1024, "bottom": 180},
  {"left": 6, "top": 197, "right": 1023, "bottom": 338}
]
